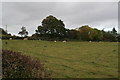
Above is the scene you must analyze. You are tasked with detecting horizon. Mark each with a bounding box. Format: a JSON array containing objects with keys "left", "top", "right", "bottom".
[
  {"left": 1, "top": 23, "right": 119, "bottom": 36},
  {"left": 1, "top": 2, "right": 118, "bottom": 36}
]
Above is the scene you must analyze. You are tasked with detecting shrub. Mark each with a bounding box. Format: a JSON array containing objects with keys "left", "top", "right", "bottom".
[
  {"left": 2, "top": 35, "right": 11, "bottom": 40},
  {"left": 2, "top": 50, "right": 50, "bottom": 78},
  {"left": 12, "top": 36, "right": 24, "bottom": 40}
]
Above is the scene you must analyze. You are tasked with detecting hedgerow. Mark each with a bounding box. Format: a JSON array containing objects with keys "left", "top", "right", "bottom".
[{"left": 2, "top": 50, "right": 50, "bottom": 78}]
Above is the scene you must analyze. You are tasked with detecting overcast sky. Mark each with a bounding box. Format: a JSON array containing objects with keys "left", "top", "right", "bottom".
[{"left": 1, "top": 2, "right": 118, "bottom": 36}]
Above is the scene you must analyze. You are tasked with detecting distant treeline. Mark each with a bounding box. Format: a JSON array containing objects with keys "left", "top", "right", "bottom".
[{"left": 0, "top": 15, "right": 120, "bottom": 42}]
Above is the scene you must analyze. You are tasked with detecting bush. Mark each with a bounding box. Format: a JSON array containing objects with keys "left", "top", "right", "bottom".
[
  {"left": 2, "top": 50, "right": 50, "bottom": 78},
  {"left": 28, "top": 34, "right": 41, "bottom": 40},
  {"left": 2, "top": 35, "right": 12, "bottom": 40},
  {"left": 12, "top": 36, "right": 24, "bottom": 40}
]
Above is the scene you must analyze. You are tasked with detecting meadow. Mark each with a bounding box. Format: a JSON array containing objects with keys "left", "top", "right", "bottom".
[{"left": 2, "top": 40, "right": 118, "bottom": 78}]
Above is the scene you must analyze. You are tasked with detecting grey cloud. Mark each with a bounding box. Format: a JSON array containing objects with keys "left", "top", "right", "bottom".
[{"left": 2, "top": 2, "right": 118, "bottom": 35}]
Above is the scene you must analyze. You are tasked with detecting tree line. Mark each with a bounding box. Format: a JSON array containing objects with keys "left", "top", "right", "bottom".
[{"left": 1, "top": 15, "right": 120, "bottom": 42}]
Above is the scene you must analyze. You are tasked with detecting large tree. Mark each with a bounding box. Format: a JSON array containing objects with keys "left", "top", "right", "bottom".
[
  {"left": 77, "top": 25, "right": 104, "bottom": 41},
  {"left": 78, "top": 25, "right": 94, "bottom": 41},
  {"left": 36, "top": 15, "right": 67, "bottom": 39},
  {"left": 18, "top": 27, "right": 28, "bottom": 37}
]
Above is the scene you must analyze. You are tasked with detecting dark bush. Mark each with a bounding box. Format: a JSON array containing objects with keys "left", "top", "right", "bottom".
[
  {"left": 12, "top": 36, "right": 24, "bottom": 40},
  {"left": 2, "top": 50, "right": 50, "bottom": 78},
  {"left": 2, "top": 35, "right": 12, "bottom": 40}
]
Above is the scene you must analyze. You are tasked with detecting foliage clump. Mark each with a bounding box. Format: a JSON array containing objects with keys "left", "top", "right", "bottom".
[
  {"left": 36, "top": 15, "right": 68, "bottom": 40},
  {"left": 2, "top": 50, "right": 50, "bottom": 78},
  {"left": 18, "top": 27, "right": 28, "bottom": 37}
]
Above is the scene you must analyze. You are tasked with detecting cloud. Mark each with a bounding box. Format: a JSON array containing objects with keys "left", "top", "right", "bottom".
[
  {"left": 2, "top": 2, "right": 118, "bottom": 35},
  {"left": 1, "top": 0, "right": 119, "bottom": 2}
]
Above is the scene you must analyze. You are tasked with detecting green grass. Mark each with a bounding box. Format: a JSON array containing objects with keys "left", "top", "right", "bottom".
[{"left": 2, "top": 40, "right": 118, "bottom": 78}]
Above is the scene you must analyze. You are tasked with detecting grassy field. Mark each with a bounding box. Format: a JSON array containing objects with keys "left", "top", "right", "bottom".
[{"left": 2, "top": 40, "right": 118, "bottom": 78}]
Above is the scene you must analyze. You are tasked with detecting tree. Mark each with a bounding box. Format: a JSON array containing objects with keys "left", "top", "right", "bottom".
[
  {"left": 18, "top": 27, "right": 28, "bottom": 37},
  {"left": 108, "top": 27, "right": 117, "bottom": 41},
  {"left": 36, "top": 15, "right": 67, "bottom": 40},
  {"left": 67, "top": 29, "right": 80, "bottom": 40},
  {"left": 78, "top": 25, "right": 94, "bottom": 41},
  {"left": 117, "top": 34, "right": 120, "bottom": 42},
  {"left": 102, "top": 31, "right": 117, "bottom": 42},
  {"left": 0, "top": 28, "right": 12, "bottom": 40},
  {"left": 111, "top": 27, "right": 117, "bottom": 35},
  {"left": 0, "top": 28, "right": 8, "bottom": 35},
  {"left": 92, "top": 28, "right": 103, "bottom": 41}
]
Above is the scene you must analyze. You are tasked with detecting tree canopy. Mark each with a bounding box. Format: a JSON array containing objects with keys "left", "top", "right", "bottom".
[
  {"left": 36, "top": 15, "right": 67, "bottom": 40},
  {"left": 18, "top": 27, "right": 28, "bottom": 37}
]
